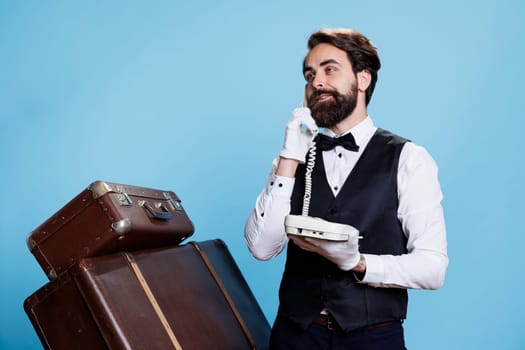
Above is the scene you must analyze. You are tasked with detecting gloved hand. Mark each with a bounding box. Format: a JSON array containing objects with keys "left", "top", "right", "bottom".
[
  {"left": 279, "top": 107, "right": 318, "bottom": 163},
  {"left": 289, "top": 234, "right": 361, "bottom": 271}
]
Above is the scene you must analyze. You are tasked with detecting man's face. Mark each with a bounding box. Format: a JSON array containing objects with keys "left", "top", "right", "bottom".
[{"left": 303, "top": 43, "right": 358, "bottom": 128}]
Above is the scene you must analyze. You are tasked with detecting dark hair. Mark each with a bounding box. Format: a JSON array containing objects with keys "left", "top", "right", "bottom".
[{"left": 306, "top": 28, "right": 381, "bottom": 105}]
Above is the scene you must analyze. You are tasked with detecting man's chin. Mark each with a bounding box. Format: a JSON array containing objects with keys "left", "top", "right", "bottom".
[{"left": 311, "top": 107, "right": 334, "bottom": 126}]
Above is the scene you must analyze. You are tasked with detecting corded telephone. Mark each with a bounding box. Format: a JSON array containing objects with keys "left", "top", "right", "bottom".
[{"left": 284, "top": 100, "right": 360, "bottom": 242}]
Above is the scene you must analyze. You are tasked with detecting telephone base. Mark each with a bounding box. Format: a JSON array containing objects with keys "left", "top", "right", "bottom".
[{"left": 284, "top": 215, "right": 358, "bottom": 242}]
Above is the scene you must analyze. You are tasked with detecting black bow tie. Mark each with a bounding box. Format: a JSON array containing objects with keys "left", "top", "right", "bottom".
[{"left": 316, "top": 133, "right": 360, "bottom": 152}]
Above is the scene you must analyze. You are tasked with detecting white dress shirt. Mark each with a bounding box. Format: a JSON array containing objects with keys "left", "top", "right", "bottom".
[{"left": 244, "top": 116, "right": 448, "bottom": 290}]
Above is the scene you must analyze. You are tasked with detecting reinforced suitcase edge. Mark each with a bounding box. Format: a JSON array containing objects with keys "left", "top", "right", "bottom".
[
  {"left": 88, "top": 181, "right": 185, "bottom": 208},
  {"left": 24, "top": 297, "right": 54, "bottom": 350}
]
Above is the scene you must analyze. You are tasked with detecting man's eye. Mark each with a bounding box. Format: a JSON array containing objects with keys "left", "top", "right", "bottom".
[
  {"left": 304, "top": 73, "right": 315, "bottom": 82},
  {"left": 326, "top": 67, "right": 337, "bottom": 74}
]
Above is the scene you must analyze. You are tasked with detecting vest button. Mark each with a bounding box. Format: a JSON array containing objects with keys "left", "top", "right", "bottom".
[{"left": 329, "top": 208, "right": 337, "bottom": 215}]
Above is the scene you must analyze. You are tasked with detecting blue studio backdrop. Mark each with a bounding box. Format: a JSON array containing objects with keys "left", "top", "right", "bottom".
[{"left": 1, "top": 1, "right": 524, "bottom": 349}]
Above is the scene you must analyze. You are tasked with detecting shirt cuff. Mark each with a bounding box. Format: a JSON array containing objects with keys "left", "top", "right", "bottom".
[
  {"left": 266, "top": 174, "right": 295, "bottom": 198},
  {"left": 360, "top": 254, "right": 385, "bottom": 284}
]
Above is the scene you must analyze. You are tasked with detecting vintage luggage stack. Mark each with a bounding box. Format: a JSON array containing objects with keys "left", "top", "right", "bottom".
[{"left": 24, "top": 181, "right": 270, "bottom": 350}]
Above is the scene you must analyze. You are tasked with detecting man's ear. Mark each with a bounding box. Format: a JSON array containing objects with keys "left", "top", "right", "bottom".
[{"left": 357, "top": 70, "right": 371, "bottom": 92}]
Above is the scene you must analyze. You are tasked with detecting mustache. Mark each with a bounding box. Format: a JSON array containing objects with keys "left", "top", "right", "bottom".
[
  {"left": 312, "top": 89, "right": 338, "bottom": 98},
  {"left": 307, "top": 89, "right": 340, "bottom": 108}
]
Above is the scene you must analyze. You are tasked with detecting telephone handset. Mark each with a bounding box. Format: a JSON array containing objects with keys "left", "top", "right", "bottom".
[{"left": 284, "top": 97, "right": 359, "bottom": 242}]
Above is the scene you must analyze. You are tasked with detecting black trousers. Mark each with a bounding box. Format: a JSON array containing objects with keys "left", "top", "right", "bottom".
[{"left": 270, "top": 316, "right": 407, "bottom": 350}]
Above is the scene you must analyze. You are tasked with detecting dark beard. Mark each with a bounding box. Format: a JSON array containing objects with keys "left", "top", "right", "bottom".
[{"left": 307, "top": 84, "right": 358, "bottom": 128}]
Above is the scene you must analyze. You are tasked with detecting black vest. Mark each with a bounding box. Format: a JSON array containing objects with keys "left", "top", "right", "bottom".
[{"left": 278, "top": 128, "right": 409, "bottom": 332}]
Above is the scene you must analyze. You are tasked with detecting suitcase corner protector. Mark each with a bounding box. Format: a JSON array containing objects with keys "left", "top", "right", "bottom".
[
  {"left": 88, "top": 181, "right": 113, "bottom": 199},
  {"left": 26, "top": 236, "right": 37, "bottom": 250}
]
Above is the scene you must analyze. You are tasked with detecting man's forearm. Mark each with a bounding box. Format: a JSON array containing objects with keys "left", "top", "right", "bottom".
[{"left": 244, "top": 158, "right": 297, "bottom": 260}]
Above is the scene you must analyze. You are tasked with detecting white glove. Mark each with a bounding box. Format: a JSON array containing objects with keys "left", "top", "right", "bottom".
[
  {"left": 279, "top": 107, "right": 318, "bottom": 163},
  {"left": 289, "top": 234, "right": 360, "bottom": 271}
]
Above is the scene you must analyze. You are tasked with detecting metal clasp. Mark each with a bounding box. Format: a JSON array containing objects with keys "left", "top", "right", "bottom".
[
  {"left": 163, "top": 192, "right": 183, "bottom": 211},
  {"left": 116, "top": 185, "right": 133, "bottom": 206},
  {"left": 326, "top": 315, "right": 339, "bottom": 331},
  {"left": 327, "top": 316, "right": 336, "bottom": 331}
]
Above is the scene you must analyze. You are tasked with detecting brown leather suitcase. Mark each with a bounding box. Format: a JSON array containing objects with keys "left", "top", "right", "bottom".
[
  {"left": 27, "top": 181, "right": 194, "bottom": 279},
  {"left": 24, "top": 240, "right": 271, "bottom": 350}
]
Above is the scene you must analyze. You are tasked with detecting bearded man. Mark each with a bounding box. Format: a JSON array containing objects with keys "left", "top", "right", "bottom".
[{"left": 244, "top": 28, "right": 448, "bottom": 350}]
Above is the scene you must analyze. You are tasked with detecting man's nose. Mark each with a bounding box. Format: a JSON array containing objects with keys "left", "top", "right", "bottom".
[{"left": 312, "top": 73, "right": 325, "bottom": 88}]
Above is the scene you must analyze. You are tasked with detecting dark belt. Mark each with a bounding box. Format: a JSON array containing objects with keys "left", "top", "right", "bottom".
[{"left": 312, "top": 314, "right": 397, "bottom": 332}]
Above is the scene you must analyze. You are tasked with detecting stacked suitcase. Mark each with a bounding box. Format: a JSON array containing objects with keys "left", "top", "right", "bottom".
[{"left": 24, "top": 181, "right": 270, "bottom": 350}]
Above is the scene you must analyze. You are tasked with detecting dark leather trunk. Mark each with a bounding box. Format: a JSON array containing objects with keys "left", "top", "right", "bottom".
[{"left": 24, "top": 240, "right": 270, "bottom": 350}]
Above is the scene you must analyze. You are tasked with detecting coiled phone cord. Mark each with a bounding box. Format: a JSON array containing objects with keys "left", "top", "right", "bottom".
[{"left": 302, "top": 141, "right": 317, "bottom": 216}]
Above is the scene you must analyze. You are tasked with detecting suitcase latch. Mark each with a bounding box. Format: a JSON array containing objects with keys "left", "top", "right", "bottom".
[
  {"left": 116, "top": 186, "right": 133, "bottom": 206},
  {"left": 138, "top": 200, "right": 173, "bottom": 220},
  {"left": 164, "top": 192, "right": 183, "bottom": 211}
]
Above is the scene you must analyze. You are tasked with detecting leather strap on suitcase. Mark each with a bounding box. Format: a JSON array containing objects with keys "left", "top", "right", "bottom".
[{"left": 124, "top": 253, "right": 183, "bottom": 350}]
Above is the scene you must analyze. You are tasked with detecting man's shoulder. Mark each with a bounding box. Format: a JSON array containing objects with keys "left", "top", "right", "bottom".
[{"left": 374, "top": 128, "right": 410, "bottom": 145}]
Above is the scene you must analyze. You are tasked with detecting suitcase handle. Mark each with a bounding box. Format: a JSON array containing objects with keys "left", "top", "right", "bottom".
[{"left": 139, "top": 200, "right": 173, "bottom": 220}]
